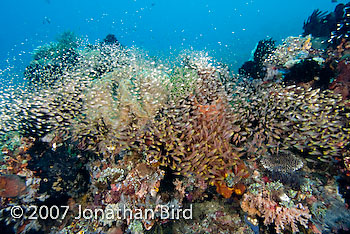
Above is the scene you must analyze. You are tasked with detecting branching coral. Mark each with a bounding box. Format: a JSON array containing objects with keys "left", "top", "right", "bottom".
[
  {"left": 87, "top": 159, "right": 165, "bottom": 231},
  {"left": 242, "top": 182, "right": 311, "bottom": 233}
]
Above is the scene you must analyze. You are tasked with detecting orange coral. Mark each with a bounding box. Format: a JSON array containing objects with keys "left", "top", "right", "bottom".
[
  {"left": 215, "top": 181, "right": 234, "bottom": 199},
  {"left": 197, "top": 98, "right": 222, "bottom": 116},
  {"left": 233, "top": 183, "right": 246, "bottom": 196}
]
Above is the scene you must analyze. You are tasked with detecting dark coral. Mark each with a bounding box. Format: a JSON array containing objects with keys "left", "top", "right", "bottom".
[
  {"left": 303, "top": 9, "right": 335, "bottom": 38},
  {"left": 284, "top": 59, "right": 320, "bottom": 83},
  {"left": 269, "top": 170, "right": 304, "bottom": 190},
  {"left": 253, "top": 38, "right": 276, "bottom": 63},
  {"left": 27, "top": 140, "right": 90, "bottom": 199},
  {"left": 239, "top": 38, "right": 275, "bottom": 79},
  {"left": 238, "top": 61, "right": 263, "bottom": 80},
  {"left": 284, "top": 58, "right": 334, "bottom": 88},
  {"left": 303, "top": 3, "right": 350, "bottom": 46},
  {"left": 337, "top": 174, "right": 350, "bottom": 207},
  {"left": 329, "top": 3, "right": 350, "bottom": 46},
  {"left": 102, "top": 34, "right": 120, "bottom": 45}
]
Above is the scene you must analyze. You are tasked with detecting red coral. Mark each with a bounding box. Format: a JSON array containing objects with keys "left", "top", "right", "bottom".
[
  {"left": 0, "top": 175, "right": 26, "bottom": 198},
  {"left": 215, "top": 181, "right": 234, "bottom": 199},
  {"left": 328, "top": 38, "right": 350, "bottom": 100},
  {"left": 330, "top": 60, "right": 350, "bottom": 99}
]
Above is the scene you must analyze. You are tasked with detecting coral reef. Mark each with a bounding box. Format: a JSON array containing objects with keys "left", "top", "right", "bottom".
[
  {"left": 0, "top": 175, "right": 26, "bottom": 198},
  {"left": 1, "top": 16, "right": 350, "bottom": 233},
  {"left": 326, "top": 39, "right": 350, "bottom": 100}
]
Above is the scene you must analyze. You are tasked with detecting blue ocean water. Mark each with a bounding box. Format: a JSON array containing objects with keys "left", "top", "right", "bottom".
[{"left": 0, "top": 0, "right": 339, "bottom": 80}]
